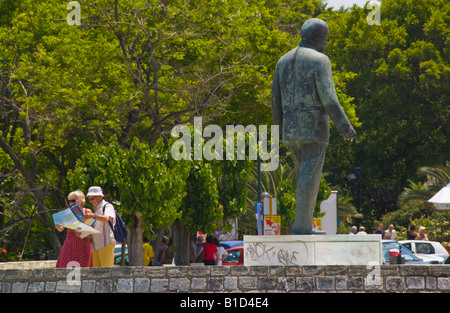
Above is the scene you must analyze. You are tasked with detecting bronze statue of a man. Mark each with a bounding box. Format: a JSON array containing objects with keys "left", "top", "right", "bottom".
[{"left": 271, "top": 18, "right": 357, "bottom": 234}]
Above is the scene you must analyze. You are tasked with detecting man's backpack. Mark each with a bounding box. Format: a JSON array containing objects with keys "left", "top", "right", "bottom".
[{"left": 102, "top": 203, "right": 127, "bottom": 243}]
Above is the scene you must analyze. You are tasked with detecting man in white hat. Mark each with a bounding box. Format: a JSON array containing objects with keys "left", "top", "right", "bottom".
[{"left": 83, "top": 186, "right": 116, "bottom": 267}]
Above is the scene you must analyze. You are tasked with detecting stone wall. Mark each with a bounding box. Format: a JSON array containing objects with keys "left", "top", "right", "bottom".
[{"left": 1, "top": 264, "right": 449, "bottom": 293}]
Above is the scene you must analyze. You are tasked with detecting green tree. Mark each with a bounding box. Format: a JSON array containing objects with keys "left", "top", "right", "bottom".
[
  {"left": 170, "top": 125, "right": 253, "bottom": 265},
  {"left": 322, "top": 0, "right": 450, "bottom": 225},
  {"left": 398, "top": 163, "right": 450, "bottom": 210},
  {"left": 0, "top": 0, "right": 132, "bottom": 256}
]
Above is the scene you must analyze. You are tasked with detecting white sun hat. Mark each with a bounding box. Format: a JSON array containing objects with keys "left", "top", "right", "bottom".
[{"left": 86, "top": 186, "right": 104, "bottom": 197}]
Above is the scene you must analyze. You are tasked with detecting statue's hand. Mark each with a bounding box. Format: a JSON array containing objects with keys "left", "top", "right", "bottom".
[{"left": 343, "top": 125, "right": 357, "bottom": 142}]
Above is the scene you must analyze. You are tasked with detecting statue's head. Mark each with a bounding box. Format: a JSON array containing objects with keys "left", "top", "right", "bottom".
[{"left": 300, "top": 18, "right": 329, "bottom": 53}]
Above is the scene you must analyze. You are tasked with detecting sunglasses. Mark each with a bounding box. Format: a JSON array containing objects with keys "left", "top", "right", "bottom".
[{"left": 68, "top": 199, "right": 77, "bottom": 203}]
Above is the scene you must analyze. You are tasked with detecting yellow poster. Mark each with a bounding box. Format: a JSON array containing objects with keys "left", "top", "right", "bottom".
[
  {"left": 264, "top": 216, "right": 281, "bottom": 235},
  {"left": 313, "top": 218, "right": 322, "bottom": 231}
]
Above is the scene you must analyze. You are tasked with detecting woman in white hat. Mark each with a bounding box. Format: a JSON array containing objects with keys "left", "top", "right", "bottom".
[{"left": 83, "top": 186, "right": 116, "bottom": 267}]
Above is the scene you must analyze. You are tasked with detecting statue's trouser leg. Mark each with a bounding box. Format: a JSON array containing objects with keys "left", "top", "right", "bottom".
[{"left": 288, "top": 141, "right": 328, "bottom": 234}]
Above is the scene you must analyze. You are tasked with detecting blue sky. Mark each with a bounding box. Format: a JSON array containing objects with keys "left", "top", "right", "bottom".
[{"left": 324, "top": 0, "right": 380, "bottom": 9}]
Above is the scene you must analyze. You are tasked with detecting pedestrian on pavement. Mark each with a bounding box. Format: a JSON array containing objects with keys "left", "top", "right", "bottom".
[
  {"left": 83, "top": 186, "right": 116, "bottom": 267},
  {"left": 356, "top": 226, "right": 367, "bottom": 235},
  {"left": 143, "top": 236, "right": 155, "bottom": 266},
  {"left": 418, "top": 227, "right": 429, "bottom": 241},
  {"left": 385, "top": 224, "right": 398, "bottom": 241},
  {"left": 196, "top": 235, "right": 219, "bottom": 265},
  {"left": 373, "top": 223, "right": 385, "bottom": 239},
  {"left": 407, "top": 225, "right": 420, "bottom": 240},
  {"left": 214, "top": 238, "right": 228, "bottom": 266},
  {"left": 157, "top": 236, "right": 169, "bottom": 264}
]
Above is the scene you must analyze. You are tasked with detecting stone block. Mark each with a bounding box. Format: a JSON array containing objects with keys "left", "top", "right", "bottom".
[
  {"left": 258, "top": 277, "right": 277, "bottom": 289},
  {"left": 28, "top": 281, "right": 45, "bottom": 293},
  {"left": 437, "top": 277, "right": 450, "bottom": 290},
  {"left": 135, "top": 278, "right": 150, "bottom": 292},
  {"left": 82, "top": 280, "right": 96, "bottom": 293},
  {"left": 347, "top": 277, "right": 363, "bottom": 290},
  {"left": 45, "top": 281, "right": 56, "bottom": 292},
  {"left": 96, "top": 279, "right": 113, "bottom": 293},
  {"left": 112, "top": 267, "right": 132, "bottom": 277},
  {"left": 316, "top": 276, "right": 334, "bottom": 290},
  {"left": 207, "top": 277, "right": 223, "bottom": 291},
  {"left": 335, "top": 276, "right": 347, "bottom": 290},
  {"left": 56, "top": 280, "right": 81, "bottom": 293},
  {"left": 231, "top": 266, "right": 249, "bottom": 276},
  {"left": 296, "top": 277, "right": 314, "bottom": 291},
  {"left": 406, "top": 277, "right": 424, "bottom": 290},
  {"left": 191, "top": 277, "right": 207, "bottom": 290},
  {"left": 147, "top": 266, "right": 166, "bottom": 278},
  {"left": 238, "top": 277, "right": 257, "bottom": 290},
  {"left": 277, "top": 276, "right": 295, "bottom": 291},
  {"left": 224, "top": 277, "right": 238, "bottom": 290},
  {"left": 211, "top": 266, "right": 230, "bottom": 276},
  {"left": 116, "top": 278, "right": 133, "bottom": 293},
  {"left": 400, "top": 266, "right": 427, "bottom": 276},
  {"left": 188, "top": 266, "right": 210, "bottom": 277},
  {"left": 167, "top": 266, "right": 188, "bottom": 277},
  {"left": 88, "top": 268, "right": 111, "bottom": 278},
  {"left": 12, "top": 281, "right": 28, "bottom": 293},
  {"left": 169, "top": 277, "right": 190, "bottom": 292},
  {"left": 326, "top": 265, "right": 348, "bottom": 275},
  {"left": 386, "top": 277, "right": 405, "bottom": 292},
  {"left": 429, "top": 266, "right": 450, "bottom": 277},
  {"left": 426, "top": 277, "right": 437, "bottom": 289},
  {"left": 133, "top": 267, "right": 147, "bottom": 277},
  {"left": 151, "top": 278, "right": 168, "bottom": 292},
  {"left": 5, "top": 269, "right": 20, "bottom": 280}
]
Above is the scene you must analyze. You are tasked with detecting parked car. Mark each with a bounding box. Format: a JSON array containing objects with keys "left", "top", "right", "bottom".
[
  {"left": 399, "top": 240, "right": 449, "bottom": 264},
  {"left": 114, "top": 243, "right": 128, "bottom": 265},
  {"left": 223, "top": 246, "right": 244, "bottom": 266},
  {"left": 220, "top": 240, "right": 244, "bottom": 250},
  {"left": 381, "top": 240, "right": 442, "bottom": 264}
]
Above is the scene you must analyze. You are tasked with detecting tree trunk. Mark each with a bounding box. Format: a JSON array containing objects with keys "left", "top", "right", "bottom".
[
  {"left": 127, "top": 212, "right": 144, "bottom": 266},
  {"left": 172, "top": 218, "right": 191, "bottom": 266},
  {"left": 151, "top": 227, "right": 165, "bottom": 261}
]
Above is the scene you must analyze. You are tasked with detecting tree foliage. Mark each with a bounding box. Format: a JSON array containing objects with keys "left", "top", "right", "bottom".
[{"left": 322, "top": 0, "right": 449, "bottom": 226}]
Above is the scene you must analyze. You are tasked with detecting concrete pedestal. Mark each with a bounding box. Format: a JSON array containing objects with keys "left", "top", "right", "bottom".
[{"left": 244, "top": 235, "right": 382, "bottom": 266}]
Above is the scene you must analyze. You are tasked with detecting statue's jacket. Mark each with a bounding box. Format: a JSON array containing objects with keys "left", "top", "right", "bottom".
[{"left": 271, "top": 46, "right": 353, "bottom": 144}]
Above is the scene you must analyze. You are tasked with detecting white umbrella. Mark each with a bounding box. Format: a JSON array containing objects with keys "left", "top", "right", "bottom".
[{"left": 428, "top": 183, "right": 450, "bottom": 210}]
